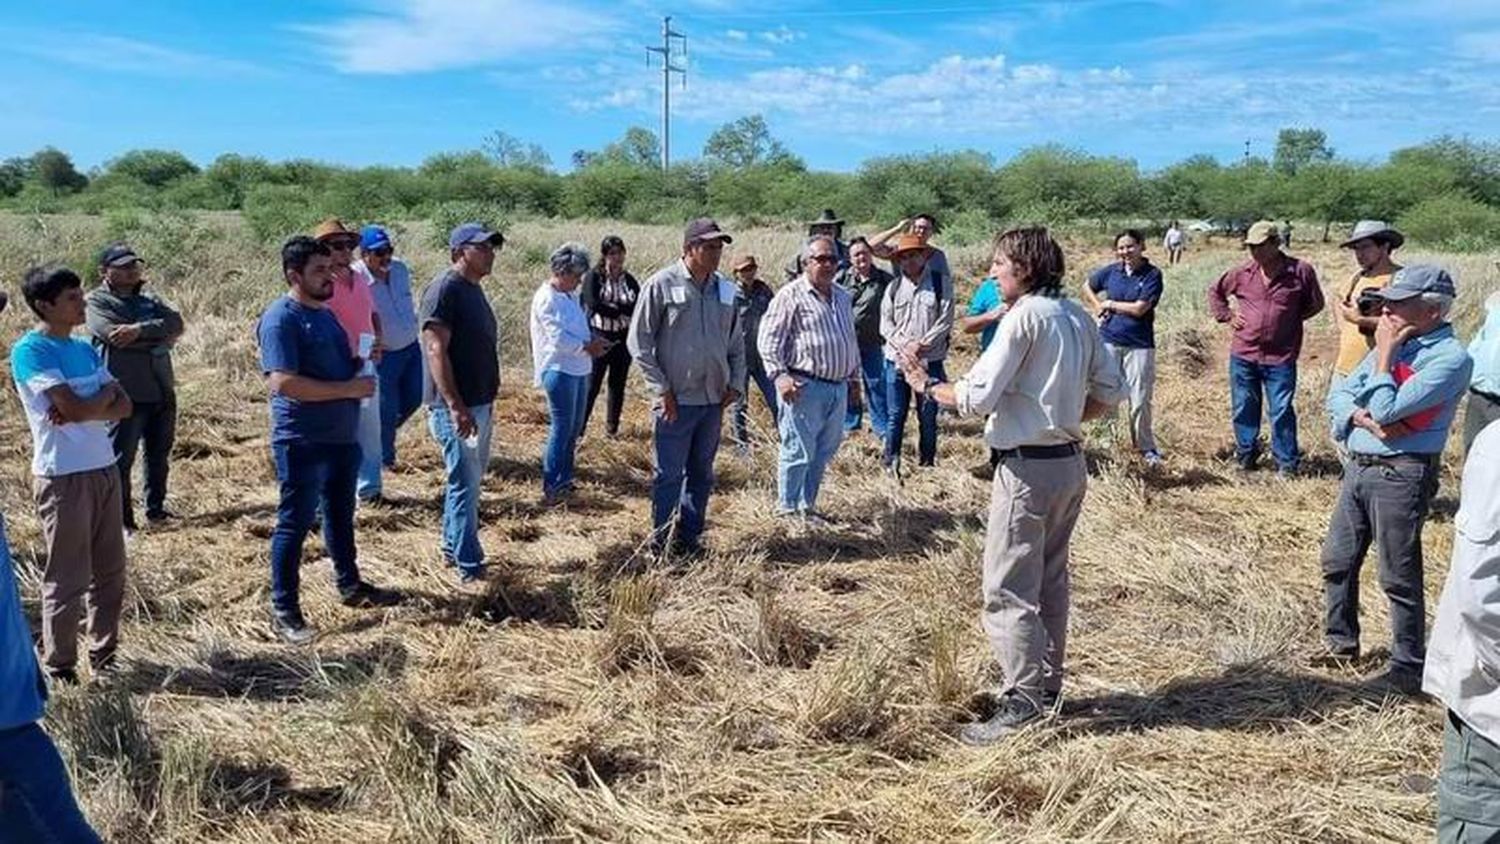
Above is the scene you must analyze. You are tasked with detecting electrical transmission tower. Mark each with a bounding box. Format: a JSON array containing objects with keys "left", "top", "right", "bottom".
[{"left": 646, "top": 16, "right": 687, "bottom": 171}]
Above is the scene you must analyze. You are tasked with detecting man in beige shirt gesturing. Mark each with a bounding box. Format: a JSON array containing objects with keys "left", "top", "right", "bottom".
[{"left": 907, "top": 227, "right": 1123, "bottom": 745}]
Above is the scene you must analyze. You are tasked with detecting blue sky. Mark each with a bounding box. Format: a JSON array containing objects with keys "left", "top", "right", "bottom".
[{"left": 2, "top": 0, "right": 1498, "bottom": 173}]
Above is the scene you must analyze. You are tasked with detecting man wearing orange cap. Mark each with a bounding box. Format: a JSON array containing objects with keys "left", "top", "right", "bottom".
[{"left": 314, "top": 219, "right": 386, "bottom": 504}]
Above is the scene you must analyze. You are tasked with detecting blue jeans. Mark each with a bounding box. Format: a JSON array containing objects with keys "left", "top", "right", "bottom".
[
  {"left": 355, "top": 381, "right": 383, "bottom": 501},
  {"left": 845, "top": 343, "right": 889, "bottom": 436},
  {"left": 270, "top": 441, "right": 362, "bottom": 616},
  {"left": 376, "top": 343, "right": 424, "bottom": 466},
  {"left": 541, "top": 370, "right": 588, "bottom": 497},
  {"left": 778, "top": 379, "right": 848, "bottom": 512},
  {"left": 884, "top": 358, "right": 946, "bottom": 468},
  {"left": 0, "top": 723, "right": 101, "bottom": 843},
  {"left": 732, "top": 359, "right": 778, "bottom": 446},
  {"left": 427, "top": 403, "right": 493, "bottom": 574},
  {"left": 1228, "top": 355, "right": 1299, "bottom": 469},
  {"left": 651, "top": 403, "right": 723, "bottom": 549}
]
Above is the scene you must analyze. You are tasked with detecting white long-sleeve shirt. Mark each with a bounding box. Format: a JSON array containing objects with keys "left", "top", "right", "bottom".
[
  {"left": 529, "top": 282, "right": 594, "bottom": 386},
  {"left": 1424, "top": 419, "right": 1500, "bottom": 744},
  {"left": 950, "top": 293, "right": 1125, "bottom": 450}
]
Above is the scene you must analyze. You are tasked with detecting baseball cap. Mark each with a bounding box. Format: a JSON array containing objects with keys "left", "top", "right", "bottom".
[
  {"left": 732, "top": 254, "right": 758, "bottom": 272},
  {"left": 313, "top": 218, "right": 358, "bottom": 242},
  {"left": 98, "top": 244, "right": 143, "bottom": 268},
  {"left": 683, "top": 218, "right": 733, "bottom": 247},
  {"left": 359, "top": 225, "right": 393, "bottom": 252},
  {"left": 1242, "top": 221, "right": 1281, "bottom": 246},
  {"left": 1376, "top": 264, "right": 1457, "bottom": 302},
  {"left": 448, "top": 222, "right": 503, "bottom": 252}
]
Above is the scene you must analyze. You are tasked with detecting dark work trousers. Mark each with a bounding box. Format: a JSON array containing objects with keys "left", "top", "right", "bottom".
[
  {"left": 583, "top": 337, "right": 632, "bottom": 436},
  {"left": 112, "top": 397, "right": 176, "bottom": 528},
  {"left": 1320, "top": 453, "right": 1438, "bottom": 673}
]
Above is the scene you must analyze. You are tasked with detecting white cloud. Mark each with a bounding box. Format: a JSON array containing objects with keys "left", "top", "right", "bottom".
[
  {"left": 725, "top": 29, "right": 748, "bottom": 41},
  {"left": 568, "top": 87, "right": 648, "bottom": 112},
  {"left": 759, "top": 26, "right": 805, "bottom": 45},
  {"left": 1455, "top": 30, "right": 1500, "bottom": 62},
  {"left": 0, "top": 30, "right": 265, "bottom": 77},
  {"left": 299, "top": 0, "right": 615, "bottom": 74}
]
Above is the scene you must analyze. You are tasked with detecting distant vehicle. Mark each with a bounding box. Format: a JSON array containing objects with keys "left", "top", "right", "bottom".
[{"left": 1186, "top": 219, "right": 1250, "bottom": 236}]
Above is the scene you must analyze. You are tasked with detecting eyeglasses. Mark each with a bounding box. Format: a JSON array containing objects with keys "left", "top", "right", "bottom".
[
  {"left": 327, "top": 239, "right": 358, "bottom": 251},
  {"left": 809, "top": 254, "right": 838, "bottom": 264}
]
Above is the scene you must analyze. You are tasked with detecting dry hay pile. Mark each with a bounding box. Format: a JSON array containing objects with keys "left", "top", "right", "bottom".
[{"left": 0, "top": 214, "right": 1496, "bottom": 842}]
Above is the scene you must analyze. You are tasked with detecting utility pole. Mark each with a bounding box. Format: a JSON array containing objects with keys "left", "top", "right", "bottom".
[
  {"left": 646, "top": 16, "right": 687, "bottom": 171},
  {"left": 1244, "top": 139, "right": 1251, "bottom": 162}
]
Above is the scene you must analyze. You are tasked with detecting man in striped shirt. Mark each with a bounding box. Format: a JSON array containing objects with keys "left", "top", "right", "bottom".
[{"left": 757, "top": 236, "right": 861, "bottom": 525}]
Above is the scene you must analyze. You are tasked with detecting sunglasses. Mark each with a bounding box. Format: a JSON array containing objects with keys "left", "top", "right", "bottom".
[{"left": 808, "top": 254, "right": 838, "bottom": 264}]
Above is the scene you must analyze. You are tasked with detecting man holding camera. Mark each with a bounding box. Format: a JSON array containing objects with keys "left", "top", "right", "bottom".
[{"left": 1330, "top": 222, "right": 1403, "bottom": 462}]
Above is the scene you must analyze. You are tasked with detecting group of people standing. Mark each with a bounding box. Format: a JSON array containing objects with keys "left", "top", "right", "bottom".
[{"left": 4, "top": 205, "right": 1500, "bottom": 840}]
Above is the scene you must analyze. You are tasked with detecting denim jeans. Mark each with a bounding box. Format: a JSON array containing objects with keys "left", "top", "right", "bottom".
[
  {"left": 427, "top": 403, "right": 493, "bottom": 574},
  {"left": 778, "top": 379, "right": 848, "bottom": 512},
  {"left": 541, "top": 370, "right": 589, "bottom": 497},
  {"left": 270, "top": 441, "right": 363, "bottom": 616},
  {"left": 355, "top": 381, "right": 384, "bottom": 501},
  {"left": 732, "top": 359, "right": 779, "bottom": 446},
  {"left": 651, "top": 403, "right": 723, "bottom": 549},
  {"left": 844, "top": 343, "right": 889, "bottom": 437},
  {"left": 111, "top": 396, "right": 176, "bottom": 527},
  {"left": 376, "top": 342, "right": 424, "bottom": 466},
  {"left": 1228, "top": 355, "right": 1299, "bottom": 469},
  {"left": 0, "top": 723, "right": 102, "bottom": 843},
  {"left": 884, "top": 358, "right": 946, "bottom": 468}
]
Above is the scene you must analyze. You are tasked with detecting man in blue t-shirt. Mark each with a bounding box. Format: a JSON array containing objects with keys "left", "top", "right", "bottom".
[
  {"left": 1082, "top": 229, "right": 1165, "bottom": 465},
  {"left": 959, "top": 277, "right": 1006, "bottom": 352},
  {"left": 0, "top": 514, "right": 102, "bottom": 841},
  {"left": 257, "top": 236, "right": 401, "bottom": 644},
  {"left": 12, "top": 266, "right": 134, "bottom": 685}
]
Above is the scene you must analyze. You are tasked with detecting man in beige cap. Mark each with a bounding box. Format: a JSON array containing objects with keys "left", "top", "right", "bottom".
[
  {"left": 1207, "top": 220, "right": 1324, "bottom": 476},
  {"left": 730, "top": 253, "right": 777, "bottom": 450}
]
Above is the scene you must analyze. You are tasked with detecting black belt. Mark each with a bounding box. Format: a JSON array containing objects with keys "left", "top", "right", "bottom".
[
  {"left": 788, "top": 368, "right": 846, "bottom": 385},
  {"left": 1351, "top": 453, "right": 1436, "bottom": 468},
  {"left": 995, "top": 442, "right": 1080, "bottom": 461},
  {"left": 1471, "top": 386, "right": 1500, "bottom": 405}
]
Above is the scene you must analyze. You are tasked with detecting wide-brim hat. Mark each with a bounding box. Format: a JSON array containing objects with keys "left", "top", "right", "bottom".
[
  {"left": 806, "top": 208, "right": 844, "bottom": 229},
  {"left": 314, "top": 218, "right": 358, "bottom": 242},
  {"left": 1340, "top": 220, "right": 1405, "bottom": 250},
  {"left": 892, "top": 233, "right": 931, "bottom": 256},
  {"left": 732, "top": 254, "right": 758, "bottom": 272}
]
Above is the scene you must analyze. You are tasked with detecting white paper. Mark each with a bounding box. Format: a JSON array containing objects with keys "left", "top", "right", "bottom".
[
  {"left": 358, "top": 332, "right": 376, "bottom": 407},
  {"left": 669, "top": 286, "right": 687, "bottom": 305},
  {"left": 717, "top": 280, "right": 736, "bottom": 305}
]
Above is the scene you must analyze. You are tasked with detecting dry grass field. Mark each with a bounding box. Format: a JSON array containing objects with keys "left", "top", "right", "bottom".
[{"left": 0, "top": 212, "right": 1497, "bottom": 842}]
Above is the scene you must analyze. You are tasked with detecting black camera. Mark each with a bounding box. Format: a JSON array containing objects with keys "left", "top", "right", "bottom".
[{"left": 1355, "top": 288, "right": 1384, "bottom": 335}]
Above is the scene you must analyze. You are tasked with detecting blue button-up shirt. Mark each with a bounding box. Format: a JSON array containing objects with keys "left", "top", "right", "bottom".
[
  {"left": 1329, "top": 322, "right": 1473, "bottom": 456},
  {"left": 1470, "top": 292, "right": 1500, "bottom": 396},
  {"left": 356, "top": 258, "right": 420, "bottom": 352}
]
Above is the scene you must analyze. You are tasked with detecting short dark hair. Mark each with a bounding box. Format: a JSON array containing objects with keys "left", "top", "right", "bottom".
[
  {"left": 848, "top": 236, "right": 871, "bottom": 251},
  {"left": 281, "top": 236, "right": 331, "bottom": 278},
  {"left": 1115, "top": 229, "right": 1146, "bottom": 248},
  {"left": 913, "top": 213, "right": 940, "bottom": 232},
  {"left": 21, "top": 265, "right": 83, "bottom": 318},
  {"left": 993, "top": 227, "right": 1065, "bottom": 295}
]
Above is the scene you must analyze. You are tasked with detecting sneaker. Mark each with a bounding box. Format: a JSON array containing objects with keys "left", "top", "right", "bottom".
[
  {"left": 339, "top": 581, "right": 403, "bottom": 609},
  {"left": 1370, "top": 668, "right": 1424, "bottom": 698},
  {"left": 458, "top": 566, "right": 489, "bottom": 586},
  {"left": 960, "top": 692, "right": 1043, "bottom": 746},
  {"left": 271, "top": 610, "right": 316, "bottom": 645},
  {"left": 1141, "top": 450, "right": 1164, "bottom": 468},
  {"left": 145, "top": 510, "right": 179, "bottom": 525}
]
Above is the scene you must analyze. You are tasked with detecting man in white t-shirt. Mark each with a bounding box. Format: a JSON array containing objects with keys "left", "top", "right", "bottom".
[{"left": 11, "top": 266, "right": 133, "bottom": 684}]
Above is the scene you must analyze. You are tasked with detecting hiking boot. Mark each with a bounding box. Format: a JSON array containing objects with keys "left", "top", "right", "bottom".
[
  {"left": 145, "top": 510, "right": 179, "bottom": 526},
  {"left": 1370, "top": 668, "right": 1425, "bottom": 698},
  {"left": 272, "top": 610, "right": 317, "bottom": 645},
  {"left": 960, "top": 692, "right": 1043, "bottom": 746},
  {"left": 340, "top": 581, "right": 403, "bottom": 609}
]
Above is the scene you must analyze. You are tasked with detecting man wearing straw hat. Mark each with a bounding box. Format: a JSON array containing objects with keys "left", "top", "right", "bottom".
[
  {"left": 1323, "top": 265, "right": 1472, "bottom": 693},
  {"left": 879, "top": 231, "right": 954, "bottom": 476},
  {"left": 628, "top": 218, "right": 746, "bottom": 558},
  {"left": 314, "top": 218, "right": 386, "bottom": 505},
  {"left": 1331, "top": 221, "right": 1404, "bottom": 396},
  {"left": 783, "top": 209, "right": 850, "bottom": 281}
]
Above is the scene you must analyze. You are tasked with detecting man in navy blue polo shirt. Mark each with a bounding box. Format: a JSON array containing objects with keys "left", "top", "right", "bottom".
[
  {"left": 1082, "top": 229, "right": 1164, "bottom": 466},
  {"left": 258, "top": 236, "right": 401, "bottom": 644}
]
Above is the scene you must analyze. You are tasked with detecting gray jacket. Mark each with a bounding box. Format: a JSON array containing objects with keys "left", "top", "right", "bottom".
[
  {"left": 627, "top": 259, "right": 747, "bottom": 406},
  {"left": 84, "top": 284, "right": 184, "bottom": 404}
]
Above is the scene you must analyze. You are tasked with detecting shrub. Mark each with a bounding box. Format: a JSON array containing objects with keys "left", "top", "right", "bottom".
[
  {"left": 242, "top": 184, "right": 327, "bottom": 244},
  {"left": 1397, "top": 193, "right": 1500, "bottom": 252},
  {"left": 424, "top": 201, "right": 510, "bottom": 251}
]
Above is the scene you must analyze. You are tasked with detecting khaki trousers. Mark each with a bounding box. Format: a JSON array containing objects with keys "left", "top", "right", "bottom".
[
  {"left": 981, "top": 451, "right": 1087, "bottom": 700},
  {"left": 1105, "top": 343, "right": 1157, "bottom": 454},
  {"left": 33, "top": 467, "right": 127, "bottom": 673}
]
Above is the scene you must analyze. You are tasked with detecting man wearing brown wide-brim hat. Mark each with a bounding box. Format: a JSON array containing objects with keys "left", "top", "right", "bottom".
[
  {"left": 878, "top": 231, "right": 953, "bottom": 477},
  {"left": 1331, "top": 220, "right": 1405, "bottom": 400},
  {"left": 784, "top": 209, "right": 849, "bottom": 281}
]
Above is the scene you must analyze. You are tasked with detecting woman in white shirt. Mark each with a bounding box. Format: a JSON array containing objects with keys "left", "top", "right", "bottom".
[{"left": 530, "top": 243, "right": 607, "bottom": 503}]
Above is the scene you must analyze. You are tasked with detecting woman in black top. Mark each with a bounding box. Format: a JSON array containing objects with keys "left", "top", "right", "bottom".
[{"left": 578, "top": 235, "right": 640, "bottom": 436}]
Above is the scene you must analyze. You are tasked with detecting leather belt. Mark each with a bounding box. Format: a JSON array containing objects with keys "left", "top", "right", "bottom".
[{"left": 995, "top": 442, "right": 1081, "bottom": 460}]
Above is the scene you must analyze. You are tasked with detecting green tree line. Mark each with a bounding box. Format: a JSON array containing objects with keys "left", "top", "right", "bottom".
[{"left": 4, "top": 122, "right": 1500, "bottom": 250}]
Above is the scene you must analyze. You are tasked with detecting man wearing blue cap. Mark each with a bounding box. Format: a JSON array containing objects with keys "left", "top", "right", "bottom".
[
  {"left": 1322, "top": 264, "right": 1473, "bottom": 693},
  {"left": 353, "top": 226, "right": 422, "bottom": 477},
  {"left": 419, "top": 223, "right": 502, "bottom": 585}
]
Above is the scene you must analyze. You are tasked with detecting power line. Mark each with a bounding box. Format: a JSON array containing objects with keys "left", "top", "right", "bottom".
[{"left": 645, "top": 16, "right": 687, "bottom": 171}]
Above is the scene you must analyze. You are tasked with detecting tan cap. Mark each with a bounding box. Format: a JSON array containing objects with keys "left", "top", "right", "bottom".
[
  {"left": 732, "top": 254, "right": 758, "bottom": 272},
  {"left": 1243, "top": 220, "right": 1281, "bottom": 246},
  {"left": 313, "top": 218, "right": 358, "bottom": 242}
]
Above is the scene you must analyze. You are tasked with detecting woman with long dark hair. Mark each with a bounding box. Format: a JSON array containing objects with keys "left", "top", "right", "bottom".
[{"left": 578, "top": 235, "right": 639, "bottom": 437}]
